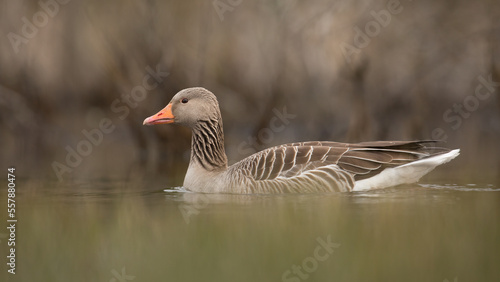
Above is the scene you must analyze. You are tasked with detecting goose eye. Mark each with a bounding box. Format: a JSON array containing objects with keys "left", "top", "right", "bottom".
[{"left": 181, "top": 98, "right": 189, "bottom": 104}]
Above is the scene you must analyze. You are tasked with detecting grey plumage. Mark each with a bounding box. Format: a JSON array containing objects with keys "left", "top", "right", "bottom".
[{"left": 144, "top": 87, "right": 460, "bottom": 194}]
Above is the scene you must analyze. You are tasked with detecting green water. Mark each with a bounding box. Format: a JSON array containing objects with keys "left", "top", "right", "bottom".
[{"left": 1, "top": 180, "right": 499, "bottom": 282}]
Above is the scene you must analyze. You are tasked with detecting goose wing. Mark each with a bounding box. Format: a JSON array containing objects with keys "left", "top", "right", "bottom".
[{"left": 229, "top": 140, "right": 447, "bottom": 192}]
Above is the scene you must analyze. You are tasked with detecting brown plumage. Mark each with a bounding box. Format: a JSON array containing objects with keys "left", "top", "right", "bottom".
[{"left": 144, "top": 88, "right": 459, "bottom": 194}]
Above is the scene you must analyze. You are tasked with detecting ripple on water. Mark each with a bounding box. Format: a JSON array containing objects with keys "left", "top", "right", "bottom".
[
  {"left": 162, "top": 183, "right": 500, "bottom": 195},
  {"left": 419, "top": 183, "right": 500, "bottom": 192},
  {"left": 164, "top": 186, "right": 191, "bottom": 193}
]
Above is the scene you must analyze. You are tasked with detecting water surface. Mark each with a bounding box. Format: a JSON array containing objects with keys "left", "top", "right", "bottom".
[{"left": 1, "top": 179, "right": 499, "bottom": 282}]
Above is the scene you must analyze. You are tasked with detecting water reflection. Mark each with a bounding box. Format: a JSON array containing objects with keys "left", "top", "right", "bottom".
[{"left": 2, "top": 180, "right": 499, "bottom": 282}]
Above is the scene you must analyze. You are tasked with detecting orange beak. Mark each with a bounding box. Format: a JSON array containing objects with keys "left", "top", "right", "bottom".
[{"left": 143, "top": 103, "right": 174, "bottom": 125}]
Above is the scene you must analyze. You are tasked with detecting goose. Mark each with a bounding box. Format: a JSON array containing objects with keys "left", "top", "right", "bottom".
[{"left": 143, "top": 87, "right": 459, "bottom": 194}]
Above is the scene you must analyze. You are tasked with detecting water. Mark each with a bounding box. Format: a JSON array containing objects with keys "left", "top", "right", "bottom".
[{"left": 1, "top": 180, "right": 499, "bottom": 282}]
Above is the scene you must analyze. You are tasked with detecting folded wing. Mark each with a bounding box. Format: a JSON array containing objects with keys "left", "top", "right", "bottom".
[{"left": 229, "top": 140, "right": 450, "bottom": 193}]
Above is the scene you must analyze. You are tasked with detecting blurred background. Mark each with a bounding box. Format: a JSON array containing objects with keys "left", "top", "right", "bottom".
[
  {"left": 1, "top": 2, "right": 500, "bottom": 282},
  {"left": 1, "top": 0, "right": 499, "bottom": 183}
]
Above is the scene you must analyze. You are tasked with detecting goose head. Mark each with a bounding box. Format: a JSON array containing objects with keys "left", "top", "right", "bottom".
[{"left": 143, "top": 87, "right": 222, "bottom": 128}]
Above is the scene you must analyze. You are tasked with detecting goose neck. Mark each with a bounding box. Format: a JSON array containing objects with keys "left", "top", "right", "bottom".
[{"left": 190, "top": 118, "right": 228, "bottom": 171}]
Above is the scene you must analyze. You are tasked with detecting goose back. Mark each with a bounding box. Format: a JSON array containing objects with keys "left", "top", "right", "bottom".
[{"left": 224, "top": 140, "right": 450, "bottom": 193}]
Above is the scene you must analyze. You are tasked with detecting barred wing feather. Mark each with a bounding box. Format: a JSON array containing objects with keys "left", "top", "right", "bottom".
[{"left": 229, "top": 141, "right": 450, "bottom": 193}]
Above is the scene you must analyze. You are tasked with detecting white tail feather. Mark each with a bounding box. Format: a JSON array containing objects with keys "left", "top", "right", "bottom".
[{"left": 353, "top": 149, "right": 460, "bottom": 191}]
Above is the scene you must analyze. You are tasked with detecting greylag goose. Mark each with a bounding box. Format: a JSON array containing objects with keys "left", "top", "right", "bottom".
[{"left": 143, "top": 87, "right": 459, "bottom": 194}]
